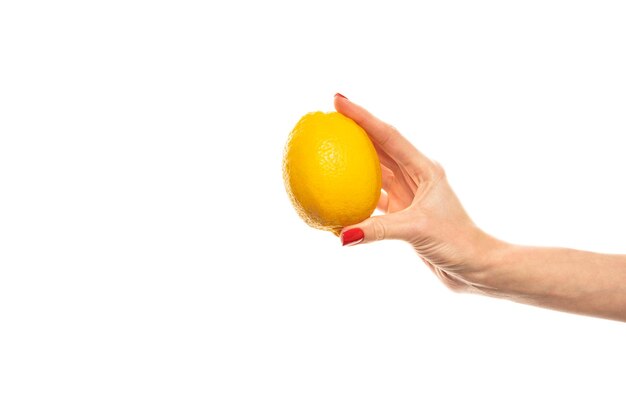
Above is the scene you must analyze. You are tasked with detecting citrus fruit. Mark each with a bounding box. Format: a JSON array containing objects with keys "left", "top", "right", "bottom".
[{"left": 283, "top": 111, "right": 382, "bottom": 235}]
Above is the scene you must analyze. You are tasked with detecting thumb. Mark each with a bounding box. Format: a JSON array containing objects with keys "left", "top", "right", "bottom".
[{"left": 340, "top": 211, "right": 411, "bottom": 246}]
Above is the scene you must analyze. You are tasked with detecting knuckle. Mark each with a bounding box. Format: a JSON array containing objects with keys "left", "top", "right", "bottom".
[
  {"left": 429, "top": 160, "right": 446, "bottom": 180},
  {"left": 370, "top": 218, "right": 387, "bottom": 241},
  {"left": 380, "top": 124, "right": 400, "bottom": 146}
]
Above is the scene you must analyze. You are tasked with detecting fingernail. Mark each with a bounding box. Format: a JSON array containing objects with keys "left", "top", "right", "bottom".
[
  {"left": 341, "top": 228, "right": 364, "bottom": 246},
  {"left": 334, "top": 92, "right": 348, "bottom": 100}
]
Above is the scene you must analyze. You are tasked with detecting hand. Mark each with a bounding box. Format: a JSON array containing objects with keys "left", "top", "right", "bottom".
[
  {"left": 335, "top": 94, "right": 626, "bottom": 321},
  {"left": 335, "top": 94, "right": 500, "bottom": 293}
]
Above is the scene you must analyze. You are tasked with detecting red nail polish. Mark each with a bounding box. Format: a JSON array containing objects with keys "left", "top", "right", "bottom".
[
  {"left": 341, "top": 228, "right": 364, "bottom": 246},
  {"left": 335, "top": 92, "right": 348, "bottom": 100}
]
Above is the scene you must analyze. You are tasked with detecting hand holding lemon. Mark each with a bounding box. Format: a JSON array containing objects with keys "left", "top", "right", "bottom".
[
  {"left": 284, "top": 94, "right": 497, "bottom": 292},
  {"left": 283, "top": 95, "right": 626, "bottom": 322}
]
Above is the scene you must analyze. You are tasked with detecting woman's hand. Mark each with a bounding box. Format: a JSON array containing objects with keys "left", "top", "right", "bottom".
[
  {"left": 335, "top": 94, "right": 626, "bottom": 321},
  {"left": 335, "top": 94, "right": 501, "bottom": 293}
]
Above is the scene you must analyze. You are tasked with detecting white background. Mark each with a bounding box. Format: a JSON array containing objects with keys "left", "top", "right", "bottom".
[{"left": 1, "top": 1, "right": 626, "bottom": 417}]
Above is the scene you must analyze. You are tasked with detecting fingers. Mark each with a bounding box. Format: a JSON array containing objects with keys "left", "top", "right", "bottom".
[
  {"left": 340, "top": 210, "right": 415, "bottom": 246},
  {"left": 334, "top": 94, "right": 434, "bottom": 179},
  {"left": 379, "top": 165, "right": 413, "bottom": 213},
  {"left": 381, "top": 165, "right": 394, "bottom": 190}
]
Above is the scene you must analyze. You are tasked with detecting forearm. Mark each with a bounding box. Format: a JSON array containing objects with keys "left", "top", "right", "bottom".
[{"left": 475, "top": 241, "right": 626, "bottom": 321}]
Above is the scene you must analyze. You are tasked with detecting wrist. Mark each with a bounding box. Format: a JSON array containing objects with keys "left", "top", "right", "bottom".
[{"left": 463, "top": 229, "right": 513, "bottom": 288}]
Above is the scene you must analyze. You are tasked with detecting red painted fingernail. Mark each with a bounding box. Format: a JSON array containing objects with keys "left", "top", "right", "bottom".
[
  {"left": 341, "top": 228, "right": 364, "bottom": 246},
  {"left": 335, "top": 92, "right": 348, "bottom": 100}
]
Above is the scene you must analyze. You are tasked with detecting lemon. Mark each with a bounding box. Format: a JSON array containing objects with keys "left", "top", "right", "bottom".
[{"left": 283, "top": 111, "right": 382, "bottom": 235}]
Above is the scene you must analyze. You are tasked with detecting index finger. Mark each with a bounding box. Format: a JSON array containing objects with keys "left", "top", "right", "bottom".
[{"left": 334, "top": 94, "right": 434, "bottom": 177}]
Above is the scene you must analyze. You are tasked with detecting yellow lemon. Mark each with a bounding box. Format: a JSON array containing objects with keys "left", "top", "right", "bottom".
[{"left": 283, "top": 111, "right": 381, "bottom": 235}]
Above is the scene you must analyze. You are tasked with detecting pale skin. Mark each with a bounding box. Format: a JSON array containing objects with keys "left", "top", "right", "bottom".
[{"left": 334, "top": 94, "right": 626, "bottom": 322}]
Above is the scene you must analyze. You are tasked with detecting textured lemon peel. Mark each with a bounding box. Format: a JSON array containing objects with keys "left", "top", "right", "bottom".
[{"left": 283, "top": 111, "right": 381, "bottom": 234}]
